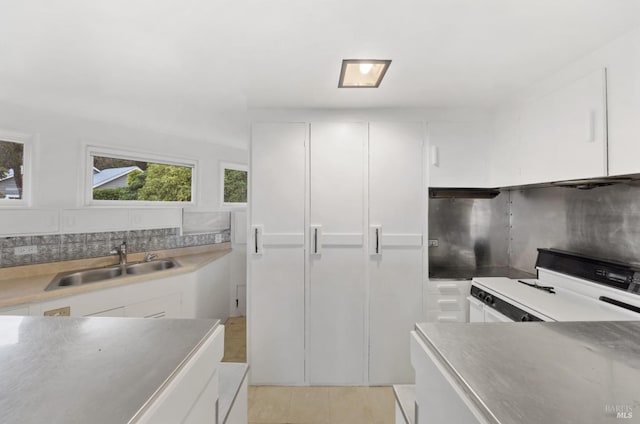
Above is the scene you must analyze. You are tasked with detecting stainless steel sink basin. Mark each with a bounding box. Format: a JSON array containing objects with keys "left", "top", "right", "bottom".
[
  {"left": 125, "top": 259, "right": 177, "bottom": 275},
  {"left": 45, "top": 258, "right": 180, "bottom": 291},
  {"left": 54, "top": 266, "right": 123, "bottom": 288}
]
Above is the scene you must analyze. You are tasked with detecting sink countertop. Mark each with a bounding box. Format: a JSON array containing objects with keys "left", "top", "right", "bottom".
[
  {"left": 0, "top": 316, "right": 220, "bottom": 424},
  {"left": 0, "top": 243, "right": 231, "bottom": 309},
  {"left": 415, "top": 321, "right": 640, "bottom": 424}
]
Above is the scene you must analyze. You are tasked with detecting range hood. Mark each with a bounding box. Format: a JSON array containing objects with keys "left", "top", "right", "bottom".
[
  {"left": 429, "top": 188, "right": 501, "bottom": 199},
  {"left": 550, "top": 177, "right": 632, "bottom": 190}
]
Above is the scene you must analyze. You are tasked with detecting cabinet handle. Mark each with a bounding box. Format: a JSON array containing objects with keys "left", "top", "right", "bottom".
[
  {"left": 254, "top": 227, "right": 259, "bottom": 254},
  {"left": 430, "top": 145, "right": 439, "bottom": 166},
  {"left": 375, "top": 228, "right": 380, "bottom": 254},
  {"left": 310, "top": 225, "right": 322, "bottom": 255},
  {"left": 314, "top": 228, "right": 318, "bottom": 254}
]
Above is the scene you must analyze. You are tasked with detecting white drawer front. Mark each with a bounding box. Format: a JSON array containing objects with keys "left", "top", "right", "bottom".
[
  {"left": 426, "top": 280, "right": 471, "bottom": 295},
  {"left": 425, "top": 310, "right": 467, "bottom": 323},
  {"left": 425, "top": 295, "right": 466, "bottom": 312}
]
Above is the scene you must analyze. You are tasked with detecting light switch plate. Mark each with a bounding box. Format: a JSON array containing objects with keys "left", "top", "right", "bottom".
[
  {"left": 428, "top": 239, "right": 439, "bottom": 247},
  {"left": 14, "top": 245, "right": 38, "bottom": 255}
]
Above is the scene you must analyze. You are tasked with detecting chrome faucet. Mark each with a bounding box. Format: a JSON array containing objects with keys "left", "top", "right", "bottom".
[
  {"left": 144, "top": 253, "right": 158, "bottom": 262},
  {"left": 110, "top": 241, "right": 128, "bottom": 265}
]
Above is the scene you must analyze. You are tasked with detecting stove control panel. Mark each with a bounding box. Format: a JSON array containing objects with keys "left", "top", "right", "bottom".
[
  {"left": 537, "top": 248, "right": 640, "bottom": 294},
  {"left": 470, "top": 285, "right": 544, "bottom": 322}
]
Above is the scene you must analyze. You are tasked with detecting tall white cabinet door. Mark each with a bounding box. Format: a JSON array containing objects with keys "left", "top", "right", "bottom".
[
  {"left": 308, "top": 122, "right": 367, "bottom": 385},
  {"left": 369, "top": 122, "right": 424, "bottom": 385},
  {"left": 249, "top": 123, "right": 306, "bottom": 385}
]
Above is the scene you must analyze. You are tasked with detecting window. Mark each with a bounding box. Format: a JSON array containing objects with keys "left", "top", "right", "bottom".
[
  {"left": 221, "top": 163, "right": 247, "bottom": 207},
  {"left": 0, "top": 136, "right": 30, "bottom": 204},
  {"left": 88, "top": 147, "right": 196, "bottom": 205}
]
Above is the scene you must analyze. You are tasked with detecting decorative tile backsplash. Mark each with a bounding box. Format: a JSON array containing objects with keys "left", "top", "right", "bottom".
[{"left": 0, "top": 227, "right": 231, "bottom": 268}]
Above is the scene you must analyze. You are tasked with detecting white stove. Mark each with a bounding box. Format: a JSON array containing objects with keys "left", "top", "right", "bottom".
[{"left": 468, "top": 249, "right": 640, "bottom": 322}]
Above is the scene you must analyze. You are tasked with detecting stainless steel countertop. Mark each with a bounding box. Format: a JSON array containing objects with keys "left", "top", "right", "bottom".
[
  {"left": 415, "top": 321, "right": 640, "bottom": 424},
  {"left": 428, "top": 266, "right": 535, "bottom": 280},
  {"left": 0, "top": 316, "right": 220, "bottom": 424}
]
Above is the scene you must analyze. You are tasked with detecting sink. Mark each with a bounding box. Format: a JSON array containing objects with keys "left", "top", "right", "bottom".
[
  {"left": 125, "top": 259, "right": 178, "bottom": 275},
  {"left": 45, "top": 258, "right": 180, "bottom": 291},
  {"left": 51, "top": 266, "right": 124, "bottom": 289}
]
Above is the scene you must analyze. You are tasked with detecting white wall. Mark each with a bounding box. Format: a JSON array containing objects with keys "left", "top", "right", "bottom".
[
  {"left": 229, "top": 210, "right": 247, "bottom": 317},
  {"left": 0, "top": 101, "right": 248, "bottom": 212},
  {"left": 249, "top": 107, "right": 493, "bottom": 125}
]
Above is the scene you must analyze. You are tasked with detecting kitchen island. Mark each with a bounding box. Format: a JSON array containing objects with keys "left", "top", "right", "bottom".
[
  {"left": 410, "top": 321, "right": 640, "bottom": 424},
  {"left": 0, "top": 316, "right": 224, "bottom": 423}
]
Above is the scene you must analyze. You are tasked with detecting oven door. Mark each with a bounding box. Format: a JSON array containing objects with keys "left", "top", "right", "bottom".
[{"left": 484, "top": 306, "right": 514, "bottom": 322}]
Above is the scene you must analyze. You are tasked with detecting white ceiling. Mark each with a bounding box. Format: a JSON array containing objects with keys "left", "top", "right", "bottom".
[{"left": 1, "top": 0, "right": 640, "bottom": 147}]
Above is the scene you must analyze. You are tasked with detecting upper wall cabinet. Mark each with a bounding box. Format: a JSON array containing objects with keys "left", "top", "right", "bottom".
[
  {"left": 428, "top": 122, "right": 493, "bottom": 188},
  {"left": 606, "top": 34, "right": 640, "bottom": 176},
  {"left": 517, "top": 68, "right": 607, "bottom": 185}
]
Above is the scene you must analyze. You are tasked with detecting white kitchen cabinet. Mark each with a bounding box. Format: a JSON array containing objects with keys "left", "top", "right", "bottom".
[
  {"left": 491, "top": 107, "right": 523, "bottom": 187},
  {"left": 195, "top": 253, "right": 231, "bottom": 320},
  {"left": 517, "top": 68, "right": 607, "bottom": 185},
  {"left": 249, "top": 121, "right": 425, "bottom": 386},
  {"left": 85, "top": 306, "right": 126, "bottom": 317},
  {"left": 136, "top": 325, "right": 224, "bottom": 424},
  {"left": 31, "top": 293, "right": 118, "bottom": 317},
  {"left": 125, "top": 293, "right": 181, "bottom": 318},
  {"left": 368, "top": 122, "right": 424, "bottom": 384},
  {"left": 605, "top": 30, "right": 640, "bottom": 176},
  {"left": 225, "top": 376, "right": 248, "bottom": 424},
  {"left": 249, "top": 122, "right": 306, "bottom": 385},
  {"left": 428, "top": 122, "right": 492, "bottom": 188},
  {"left": 424, "top": 280, "right": 471, "bottom": 324},
  {"left": 308, "top": 122, "right": 367, "bottom": 384},
  {"left": 29, "top": 271, "right": 200, "bottom": 319},
  {"left": 410, "top": 331, "right": 481, "bottom": 424},
  {"left": 0, "top": 305, "right": 30, "bottom": 315}
]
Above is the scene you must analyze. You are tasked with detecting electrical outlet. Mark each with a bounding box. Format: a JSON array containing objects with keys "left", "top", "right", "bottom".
[
  {"left": 428, "top": 239, "right": 439, "bottom": 247},
  {"left": 14, "top": 245, "right": 38, "bottom": 255},
  {"left": 44, "top": 306, "right": 71, "bottom": 316}
]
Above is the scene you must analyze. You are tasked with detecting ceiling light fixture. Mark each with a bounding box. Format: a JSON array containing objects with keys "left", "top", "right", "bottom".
[
  {"left": 359, "top": 63, "right": 373, "bottom": 74},
  {"left": 339, "top": 59, "right": 391, "bottom": 88}
]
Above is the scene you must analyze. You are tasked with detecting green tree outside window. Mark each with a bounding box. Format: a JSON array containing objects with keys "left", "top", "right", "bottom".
[{"left": 224, "top": 168, "right": 247, "bottom": 203}]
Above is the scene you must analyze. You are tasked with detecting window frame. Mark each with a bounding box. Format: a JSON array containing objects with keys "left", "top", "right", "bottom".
[
  {"left": 85, "top": 145, "right": 198, "bottom": 207},
  {"left": 220, "top": 161, "right": 248, "bottom": 209},
  {"left": 0, "top": 130, "right": 33, "bottom": 207}
]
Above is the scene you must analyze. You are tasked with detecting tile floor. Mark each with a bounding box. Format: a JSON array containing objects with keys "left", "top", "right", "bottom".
[
  {"left": 248, "top": 385, "right": 394, "bottom": 424},
  {"left": 222, "top": 316, "right": 395, "bottom": 424},
  {"left": 222, "top": 316, "right": 247, "bottom": 363}
]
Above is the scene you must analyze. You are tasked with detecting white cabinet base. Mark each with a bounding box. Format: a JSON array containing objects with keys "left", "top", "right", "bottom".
[{"left": 136, "top": 325, "right": 225, "bottom": 423}]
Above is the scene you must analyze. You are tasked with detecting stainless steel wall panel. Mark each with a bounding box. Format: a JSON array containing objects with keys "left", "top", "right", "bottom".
[
  {"left": 428, "top": 194, "right": 510, "bottom": 271},
  {"left": 509, "top": 183, "right": 640, "bottom": 273}
]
